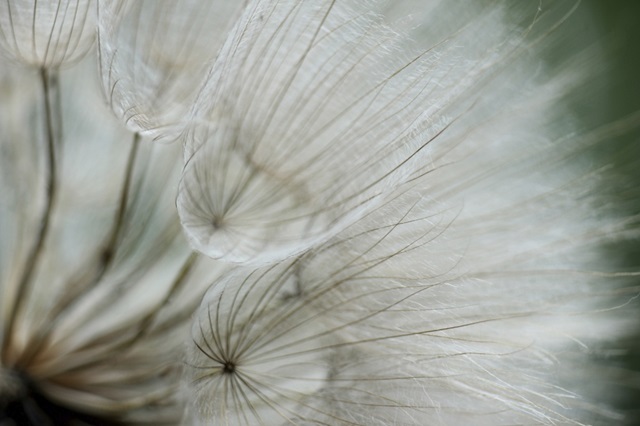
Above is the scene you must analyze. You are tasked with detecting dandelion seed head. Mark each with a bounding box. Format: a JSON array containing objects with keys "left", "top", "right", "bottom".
[
  {"left": 97, "top": 0, "right": 245, "bottom": 139},
  {"left": 177, "top": 121, "right": 333, "bottom": 265},
  {"left": 0, "top": 0, "right": 97, "bottom": 68},
  {"left": 177, "top": 0, "right": 446, "bottom": 264},
  {"left": 0, "top": 0, "right": 638, "bottom": 424},
  {"left": 185, "top": 267, "right": 332, "bottom": 425},
  {"left": 176, "top": 0, "right": 576, "bottom": 268}
]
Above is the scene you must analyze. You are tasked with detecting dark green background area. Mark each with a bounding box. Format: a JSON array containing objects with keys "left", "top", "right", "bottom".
[
  {"left": 591, "top": 2, "right": 640, "bottom": 121},
  {"left": 582, "top": 2, "right": 640, "bottom": 423}
]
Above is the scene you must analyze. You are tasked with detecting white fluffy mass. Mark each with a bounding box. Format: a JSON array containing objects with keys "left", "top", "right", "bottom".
[{"left": 0, "top": 0, "right": 638, "bottom": 425}]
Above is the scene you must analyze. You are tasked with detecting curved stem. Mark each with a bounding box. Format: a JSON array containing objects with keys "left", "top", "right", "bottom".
[
  {"left": 99, "top": 132, "right": 140, "bottom": 271},
  {"left": 3, "top": 68, "right": 59, "bottom": 358},
  {"left": 16, "top": 133, "right": 141, "bottom": 366}
]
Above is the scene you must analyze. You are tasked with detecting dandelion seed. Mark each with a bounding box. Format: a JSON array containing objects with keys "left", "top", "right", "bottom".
[
  {"left": 175, "top": 0, "right": 585, "bottom": 267},
  {"left": 177, "top": 0, "right": 512, "bottom": 265},
  {"left": 185, "top": 266, "right": 332, "bottom": 425},
  {"left": 0, "top": 0, "right": 97, "bottom": 68},
  {"left": 96, "top": 0, "right": 246, "bottom": 140}
]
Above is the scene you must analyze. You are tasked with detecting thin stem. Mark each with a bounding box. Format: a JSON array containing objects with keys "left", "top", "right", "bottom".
[
  {"left": 99, "top": 132, "right": 140, "bottom": 271},
  {"left": 64, "top": 252, "right": 200, "bottom": 371},
  {"left": 3, "top": 68, "right": 59, "bottom": 357},
  {"left": 16, "top": 132, "right": 142, "bottom": 366}
]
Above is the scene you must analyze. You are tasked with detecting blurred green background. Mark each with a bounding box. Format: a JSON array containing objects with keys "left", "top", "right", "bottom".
[{"left": 584, "top": 2, "right": 640, "bottom": 423}]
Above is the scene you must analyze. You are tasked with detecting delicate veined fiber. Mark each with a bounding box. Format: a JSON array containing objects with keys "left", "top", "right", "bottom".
[
  {"left": 0, "top": 58, "right": 230, "bottom": 424},
  {"left": 185, "top": 267, "right": 332, "bottom": 425},
  {"left": 177, "top": 130, "right": 329, "bottom": 264},
  {"left": 96, "top": 0, "right": 246, "bottom": 140},
  {"left": 0, "top": 0, "right": 96, "bottom": 68},
  {"left": 185, "top": 175, "right": 635, "bottom": 425},
  {"left": 177, "top": 0, "right": 535, "bottom": 265}
]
